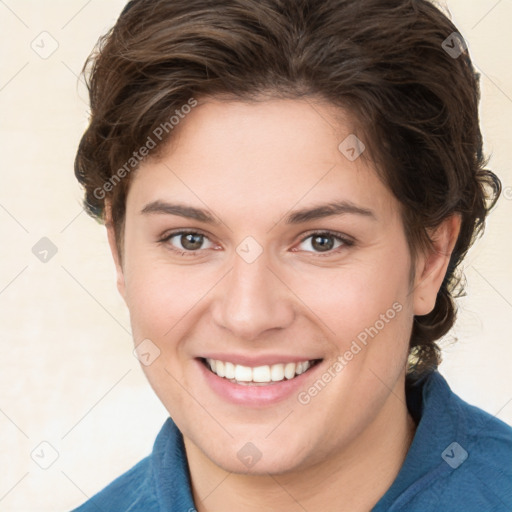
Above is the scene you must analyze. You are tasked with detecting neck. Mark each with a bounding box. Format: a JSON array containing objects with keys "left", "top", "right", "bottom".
[{"left": 184, "top": 377, "right": 416, "bottom": 512}]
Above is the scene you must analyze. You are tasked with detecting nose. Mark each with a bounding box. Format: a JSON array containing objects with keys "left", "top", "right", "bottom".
[{"left": 211, "top": 251, "right": 295, "bottom": 341}]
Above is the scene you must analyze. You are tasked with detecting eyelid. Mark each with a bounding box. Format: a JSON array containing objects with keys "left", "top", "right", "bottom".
[
  {"left": 158, "top": 229, "right": 217, "bottom": 255},
  {"left": 159, "top": 228, "right": 212, "bottom": 241},
  {"left": 293, "top": 230, "right": 354, "bottom": 256},
  {"left": 297, "top": 229, "right": 354, "bottom": 245},
  {"left": 158, "top": 229, "right": 354, "bottom": 257}
]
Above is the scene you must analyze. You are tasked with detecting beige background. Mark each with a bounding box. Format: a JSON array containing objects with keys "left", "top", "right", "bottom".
[{"left": 0, "top": 1, "right": 511, "bottom": 510}]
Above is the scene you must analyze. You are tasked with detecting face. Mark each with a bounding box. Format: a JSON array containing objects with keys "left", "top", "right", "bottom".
[{"left": 109, "top": 98, "right": 443, "bottom": 475}]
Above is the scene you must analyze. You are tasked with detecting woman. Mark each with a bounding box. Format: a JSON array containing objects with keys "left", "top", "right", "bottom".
[{"left": 72, "top": 0, "right": 512, "bottom": 510}]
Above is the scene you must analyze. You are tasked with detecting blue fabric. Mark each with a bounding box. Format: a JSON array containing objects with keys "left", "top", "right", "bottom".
[{"left": 72, "top": 371, "right": 512, "bottom": 511}]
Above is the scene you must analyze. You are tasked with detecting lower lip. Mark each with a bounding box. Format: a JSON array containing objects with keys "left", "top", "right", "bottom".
[{"left": 196, "top": 358, "right": 323, "bottom": 407}]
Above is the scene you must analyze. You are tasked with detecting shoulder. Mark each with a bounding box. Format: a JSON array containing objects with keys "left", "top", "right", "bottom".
[
  {"left": 407, "top": 371, "right": 512, "bottom": 511},
  {"left": 71, "top": 455, "right": 159, "bottom": 511},
  {"left": 430, "top": 371, "right": 512, "bottom": 473},
  {"left": 70, "top": 417, "right": 194, "bottom": 511},
  {"left": 441, "top": 387, "right": 512, "bottom": 508}
]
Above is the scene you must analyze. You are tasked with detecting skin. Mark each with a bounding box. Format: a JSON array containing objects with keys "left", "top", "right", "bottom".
[{"left": 106, "top": 98, "right": 460, "bottom": 512}]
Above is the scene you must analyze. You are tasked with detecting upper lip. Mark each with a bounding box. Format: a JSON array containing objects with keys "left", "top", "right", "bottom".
[{"left": 198, "top": 353, "right": 323, "bottom": 367}]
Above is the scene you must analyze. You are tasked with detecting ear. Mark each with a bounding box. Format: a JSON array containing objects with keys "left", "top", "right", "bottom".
[
  {"left": 412, "top": 214, "right": 461, "bottom": 316},
  {"left": 105, "top": 201, "right": 126, "bottom": 299}
]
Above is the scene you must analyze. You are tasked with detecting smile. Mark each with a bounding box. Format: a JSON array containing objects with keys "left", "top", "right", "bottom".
[{"left": 202, "top": 357, "right": 322, "bottom": 385}]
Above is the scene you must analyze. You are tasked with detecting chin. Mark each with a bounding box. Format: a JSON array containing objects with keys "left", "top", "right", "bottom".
[
  {"left": 217, "top": 449, "right": 306, "bottom": 476},
  {"left": 193, "top": 431, "right": 317, "bottom": 476}
]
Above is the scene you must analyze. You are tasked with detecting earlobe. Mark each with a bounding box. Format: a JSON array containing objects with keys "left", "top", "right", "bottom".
[
  {"left": 105, "top": 202, "right": 126, "bottom": 299},
  {"left": 413, "top": 214, "right": 461, "bottom": 316}
]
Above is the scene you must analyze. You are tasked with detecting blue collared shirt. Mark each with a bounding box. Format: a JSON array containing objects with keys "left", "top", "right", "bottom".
[{"left": 72, "top": 371, "right": 512, "bottom": 511}]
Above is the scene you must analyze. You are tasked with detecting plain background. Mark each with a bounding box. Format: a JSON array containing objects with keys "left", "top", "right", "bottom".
[{"left": 0, "top": 1, "right": 511, "bottom": 510}]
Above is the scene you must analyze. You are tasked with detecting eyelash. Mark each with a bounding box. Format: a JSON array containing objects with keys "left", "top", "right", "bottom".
[{"left": 158, "top": 230, "right": 354, "bottom": 258}]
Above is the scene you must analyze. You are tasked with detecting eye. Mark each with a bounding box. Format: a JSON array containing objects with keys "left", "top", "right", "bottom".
[
  {"left": 294, "top": 231, "right": 353, "bottom": 255},
  {"left": 160, "top": 230, "right": 216, "bottom": 256},
  {"left": 159, "top": 229, "right": 354, "bottom": 257}
]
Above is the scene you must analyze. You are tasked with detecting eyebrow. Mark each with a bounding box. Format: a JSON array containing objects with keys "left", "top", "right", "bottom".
[
  {"left": 283, "top": 201, "right": 376, "bottom": 224},
  {"left": 140, "top": 199, "right": 376, "bottom": 225}
]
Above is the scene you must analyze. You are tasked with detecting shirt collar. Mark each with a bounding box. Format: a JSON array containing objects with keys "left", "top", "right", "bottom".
[
  {"left": 373, "top": 370, "right": 464, "bottom": 510},
  {"left": 151, "top": 415, "right": 196, "bottom": 510},
  {"left": 150, "top": 370, "right": 461, "bottom": 511}
]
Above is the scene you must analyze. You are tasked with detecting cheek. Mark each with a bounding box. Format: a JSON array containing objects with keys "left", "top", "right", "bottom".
[
  {"left": 122, "top": 257, "right": 201, "bottom": 413},
  {"left": 123, "top": 251, "right": 214, "bottom": 343},
  {"left": 122, "top": 222, "right": 412, "bottom": 350},
  {"left": 294, "top": 253, "right": 411, "bottom": 344}
]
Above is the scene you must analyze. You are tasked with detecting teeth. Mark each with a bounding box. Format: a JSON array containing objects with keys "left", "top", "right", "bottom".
[
  {"left": 235, "top": 364, "right": 252, "bottom": 382},
  {"left": 270, "top": 364, "right": 284, "bottom": 382},
  {"left": 252, "top": 365, "right": 271, "bottom": 383},
  {"left": 284, "top": 362, "right": 296, "bottom": 379},
  {"left": 205, "top": 358, "right": 315, "bottom": 384},
  {"left": 224, "top": 361, "right": 235, "bottom": 379},
  {"left": 216, "top": 360, "right": 225, "bottom": 378}
]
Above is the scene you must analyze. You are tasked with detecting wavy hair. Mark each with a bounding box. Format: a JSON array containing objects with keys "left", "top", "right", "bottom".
[{"left": 74, "top": 0, "right": 501, "bottom": 381}]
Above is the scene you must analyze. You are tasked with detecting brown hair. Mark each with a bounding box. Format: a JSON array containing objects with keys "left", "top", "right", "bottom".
[{"left": 74, "top": 0, "right": 501, "bottom": 380}]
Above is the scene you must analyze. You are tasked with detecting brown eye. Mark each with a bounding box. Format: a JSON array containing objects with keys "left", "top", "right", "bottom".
[
  {"left": 296, "top": 231, "right": 353, "bottom": 255},
  {"left": 160, "top": 231, "right": 215, "bottom": 255},
  {"left": 311, "top": 234, "right": 335, "bottom": 252},
  {"left": 179, "top": 233, "right": 204, "bottom": 251}
]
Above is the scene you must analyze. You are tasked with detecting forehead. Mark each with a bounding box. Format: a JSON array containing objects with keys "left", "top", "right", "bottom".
[{"left": 127, "top": 98, "right": 399, "bottom": 223}]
